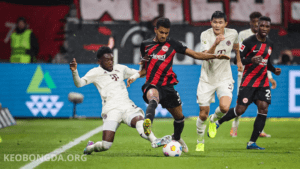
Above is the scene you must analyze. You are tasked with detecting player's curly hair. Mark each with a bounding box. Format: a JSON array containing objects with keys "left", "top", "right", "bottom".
[
  {"left": 97, "top": 46, "right": 113, "bottom": 59},
  {"left": 211, "top": 11, "right": 227, "bottom": 22},
  {"left": 259, "top": 16, "right": 271, "bottom": 23},
  {"left": 156, "top": 17, "right": 171, "bottom": 29},
  {"left": 249, "top": 12, "right": 262, "bottom": 20}
]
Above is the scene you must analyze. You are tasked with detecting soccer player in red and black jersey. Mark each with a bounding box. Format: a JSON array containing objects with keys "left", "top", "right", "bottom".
[
  {"left": 127, "top": 17, "right": 230, "bottom": 153},
  {"left": 207, "top": 16, "right": 281, "bottom": 150}
]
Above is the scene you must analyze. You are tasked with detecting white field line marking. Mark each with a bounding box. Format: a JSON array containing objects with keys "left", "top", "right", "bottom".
[{"left": 20, "top": 126, "right": 103, "bottom": 169}]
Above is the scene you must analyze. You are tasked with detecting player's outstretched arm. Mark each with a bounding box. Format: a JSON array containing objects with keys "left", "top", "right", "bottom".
[
  {"left": 70, "top": 58, "right": 87, "bottom": 88},
  {"left": 127, "top": 68, "right": 146, "bottom": 87},
  {"left": 185, "top": 48, "right": 230, "bottom": 60}
]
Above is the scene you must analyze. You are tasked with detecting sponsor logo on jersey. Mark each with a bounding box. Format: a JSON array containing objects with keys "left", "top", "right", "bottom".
[
  {"left": 243, "top": 98, "right": 248, "bottom": 104},
  {"left": 151, "top": 54, "right": 166, "bottom": 61},
  {"left": 162, "top": 45, "right": 169, "bottom": 52},
  {"left": 226, "top": 40, "right": 231, "bottom": 46},
  {"left": 110, "top": 74, "right": 119, "bottom": 81},
  {"left": 240, "top": 44, "right": 245, "bottom": 52},
  {"left": 259, "top": 59, "right": 268, "bottom": 66}
]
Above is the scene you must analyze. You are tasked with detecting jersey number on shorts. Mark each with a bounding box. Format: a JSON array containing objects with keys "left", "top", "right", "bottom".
[{"left": 265, "top": 89, "right": 271, "bottom": 98}]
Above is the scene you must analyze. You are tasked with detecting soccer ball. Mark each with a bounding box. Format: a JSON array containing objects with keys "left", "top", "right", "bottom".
[{"left": 162, "top": 140, "right": 182, "bottom": 157}]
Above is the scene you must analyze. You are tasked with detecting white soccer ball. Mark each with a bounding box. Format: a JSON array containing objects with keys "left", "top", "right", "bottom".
[{"left": 162, "top": 140, "right": 182, "bottom": 157}]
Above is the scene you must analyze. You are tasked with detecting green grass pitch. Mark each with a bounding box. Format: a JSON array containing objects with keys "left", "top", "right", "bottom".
[{"left": 0, "top": 118, "right": 299, "bottom": 169}]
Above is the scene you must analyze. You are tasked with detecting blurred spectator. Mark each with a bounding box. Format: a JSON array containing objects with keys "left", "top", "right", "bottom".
[
  {"left": 10, "top": 17, "right": 39, "bottom": 63},
  {"left": 52, "top": 46, "right": 68, "bottom": 64},
  {"left": 277, "top": 49, "right": 294, "bottom": 65}
]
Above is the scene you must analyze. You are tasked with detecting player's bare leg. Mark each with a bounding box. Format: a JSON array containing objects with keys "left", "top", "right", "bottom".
[
  {"left": 196, "top": 106, "right": 209, "bottom": 151},
  {"left": 167, "top": 105, "right": 188, "bottom": 153},
  {"left": 210, "top": 96, "right": 231, "bottom": 122},
  {"left": 247, "top": 100, "right": 268, "bottom": 150},
  {"left": 84, "top": 130, "right": 115, "bottom": 154},
  {"left": 144, "top": 88, "right": 160, "bottom": 136}
]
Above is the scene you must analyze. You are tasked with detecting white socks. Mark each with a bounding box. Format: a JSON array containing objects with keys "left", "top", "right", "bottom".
[
  {"left": 211, "top": 107, "right": 224, "bottom": 122},
  {"left": 136, "top": 120, "right": 157, "bottom": 142},
  {"left": 232, "top": 116, "right": 240, "bottom": 128},
  {"left": 196, "top": 117, "right": 206, "bottom": 144},
  {"left": 87, "top": 141, "right": 113, "bottom": 153}
]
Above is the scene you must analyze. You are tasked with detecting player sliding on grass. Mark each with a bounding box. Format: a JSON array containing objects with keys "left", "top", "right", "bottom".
[
  {"left": 70, "top": 46, "right": 171, "bottom": 155},
  {"left": 207, "top": 16, "right": 281, "bottom": 150},
  {"left": 126, "top": 17, "right": 231, "bottom": 153}
]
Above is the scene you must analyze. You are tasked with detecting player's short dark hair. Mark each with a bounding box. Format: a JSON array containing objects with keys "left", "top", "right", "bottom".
[
  {"left": 97, "top": 46, "right": 113, "bottom": 59},
  {"left": 211, "top": 11, "right": 227, "bottom": 22},
  {"left": 259, "top": 16, "right": 271, "bottom": 23},
  {"left": 156, "top": 17, "right": 171, "bottom": 29},
  {"left": 249, "top": 12, "right": 262, "bottom": 20}
]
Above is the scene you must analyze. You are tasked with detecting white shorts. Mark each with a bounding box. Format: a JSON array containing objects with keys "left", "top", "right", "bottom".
[
  {"left": 101, "top": 103, "right": 144, "bottom": 132},
  {"left": 197, "top": 80, "right": 234, "bottom": 106}
]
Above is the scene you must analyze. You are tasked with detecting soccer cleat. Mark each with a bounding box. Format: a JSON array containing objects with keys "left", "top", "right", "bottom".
[
  {"left": 259, "top": 132, "right": 271, "bottom": 138},
  {"left": 143, "top": 118, "right": 152, "bottom": 136},
  {"left": 83, "top": 141, "right": 94, "bottom": 155},
  {"left": 151, "top": 135, "right": 172, "bottom": 148},
  {"left": 207, "top": 121, "right": 219, "bottom": 138},
  {"left": 195, "top": 143, "right": 204, "bottom": 152},
  {"left": 246, "top": 142, "right": 265, "bottom": 150},
  {"left": 177, "top": 138, "right": 189, "bottom": 153},
  {"left": 230, "top": 127, "right": 238, "bottom": 137}
]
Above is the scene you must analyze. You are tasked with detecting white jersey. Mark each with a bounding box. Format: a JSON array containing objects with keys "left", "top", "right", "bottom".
[
  {"left": 238, "top": 28, "right": 273, "bottom": 79},
  {"left": 80, "top": 64, "right": 138, "bottom": 113},
  {"left": 199, "top": 28, "right": 238, "bottom": 84},
  {"left": 238, "top": 28, "right": 254, "bottom": 46}
]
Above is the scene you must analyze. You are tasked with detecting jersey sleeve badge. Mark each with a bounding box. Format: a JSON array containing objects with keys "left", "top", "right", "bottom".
[
  {"left": 240, "top": 44, "right": 245, "bottom": 52},
  {"left": 268, "top": 47, "right": 272, "bottom": 55}
]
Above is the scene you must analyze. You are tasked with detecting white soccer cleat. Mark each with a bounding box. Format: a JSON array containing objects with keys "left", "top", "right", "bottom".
[
  {"left": 177, "top": 138, "right": 189, "bottom": 153},
  {"left": 151, "top": 135, "right": 172, "bottom": 148}
]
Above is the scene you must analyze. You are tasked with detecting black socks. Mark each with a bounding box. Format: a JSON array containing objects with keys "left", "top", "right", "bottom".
[
  {"left": 145, "top": 100, "right": 158, "bottom": 122},
  {"left": 250, "top": 114, "right": 267, "bottom": 142}
]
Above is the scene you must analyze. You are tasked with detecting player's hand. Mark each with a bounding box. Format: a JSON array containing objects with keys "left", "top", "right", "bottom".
[
  {"left": 214, "top": 34, "right": 225, "bottom": 45},
  {"left": 274, "top": 68, "right": 281, "bottom": 76},
  {"left": 251, "top": 56, "right": 262, "bottom": 64},
  {"left": 70, "top": 58, "right": 77, "bottom": 71},
  {"left": 269, "top": 78, "right": 277, "bottom": 89},
  {"left": 237, "top": 61, "right": 243, "bottom": 72},
  {"left": 127, "top": 78, "right": 134, "bottom": 87},
  {"left": 216, "top": 54, "right": 230, "bottom": 60}
]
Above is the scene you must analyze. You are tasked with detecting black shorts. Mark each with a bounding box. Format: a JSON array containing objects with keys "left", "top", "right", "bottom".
[
  {"left": 142, "top": 83, "right": 181, "bottom": 108},
  {"left": 237, "top": 86, "right": 271, "bottom": 106}
]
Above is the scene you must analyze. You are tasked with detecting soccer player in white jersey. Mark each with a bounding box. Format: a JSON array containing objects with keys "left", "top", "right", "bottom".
[
  {"left": 70, "top": 46, "right": 171, "bottom": 155},
  {"left": 195, "top": 11, "right": 243, "bottom": 151},
  {"left": 230, "top": 12, "right": 276, "bottom": 138}
]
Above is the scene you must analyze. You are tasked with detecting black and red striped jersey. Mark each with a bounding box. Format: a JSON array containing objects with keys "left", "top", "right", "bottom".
[
  {"left": 140, "top": 37, "right": 187, "bottom": 86},
  {"left": 239, "top": 35, "right": 276, "bottom": 87}
]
